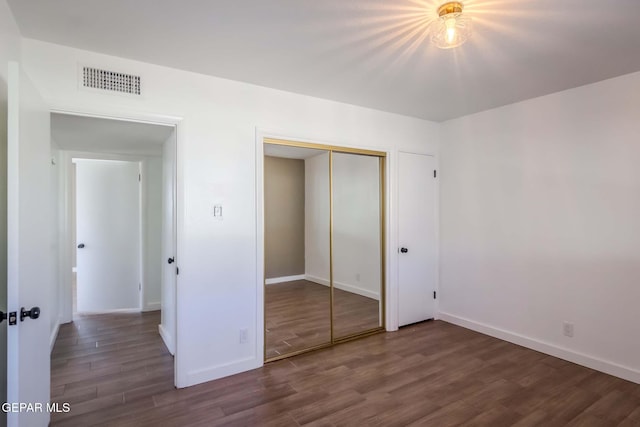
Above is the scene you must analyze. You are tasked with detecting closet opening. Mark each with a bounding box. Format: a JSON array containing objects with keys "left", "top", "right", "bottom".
[{"left": 262, "top": 138, "right": 386, "bottom": 362}]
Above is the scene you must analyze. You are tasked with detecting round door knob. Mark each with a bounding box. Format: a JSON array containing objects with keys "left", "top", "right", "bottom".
[
  {"left": 20, "top": 306, "right": 41, "bottom": 322},
  {"left": 77, "top": 243, "right": 85, "bottom": 249},
  {"left": 168, "top": 257, "right": 175, "bottom": 264},
  {"left": 400, "top": 247, "right": 408, "bottom": 253}
]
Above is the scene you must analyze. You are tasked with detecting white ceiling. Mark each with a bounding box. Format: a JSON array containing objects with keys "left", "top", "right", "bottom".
[
  {"left": 11, "top": 1, "right": 640, "bottom": 121},
  {"left": 51, "top": 113, "right": 174, "bottom": 156}
]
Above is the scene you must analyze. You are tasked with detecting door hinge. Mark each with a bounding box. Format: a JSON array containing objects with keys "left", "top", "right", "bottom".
[
  {"left": 434, "top": 170, "right": 437, "bottom": 178},
  {"left": 433, "top": 291, "right": 437, "bottom": 299},
  {"left": 138, "top": 173, "right": 141, "bottom": 182},
  {"left": 139, "top": 283, "right": 141, "bottom": 291},
  {"left": 176, "top": 267, "right": 179, "bottom": 275}
]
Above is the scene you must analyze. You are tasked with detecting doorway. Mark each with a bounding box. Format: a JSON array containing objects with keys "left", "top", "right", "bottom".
[
  {"left": 5, "top": 63, "right": 181, "bottom": 425},
  {"left": 50, "top": 112, "right": 178, "bottom": 376},
  {"left": 262, "top": 138, "right": 386, "bottom": 361}
]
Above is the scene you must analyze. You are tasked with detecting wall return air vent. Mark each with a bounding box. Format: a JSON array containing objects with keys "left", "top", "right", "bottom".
[{"left": 82, "top": 66, "right": 141, "bottom": 95}]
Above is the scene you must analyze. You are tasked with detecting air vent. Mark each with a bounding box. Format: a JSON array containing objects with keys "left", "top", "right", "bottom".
[{"left": 82, "top": 66, "right": 141, "bottom": 95}]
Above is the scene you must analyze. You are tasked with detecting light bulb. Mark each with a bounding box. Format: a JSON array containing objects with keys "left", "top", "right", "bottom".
[
  {"left": 445, "top": 17, "right": 457, "bottom": 44},
  {"left": 431, "top": 2, "right": 472, "bottom": 49}
]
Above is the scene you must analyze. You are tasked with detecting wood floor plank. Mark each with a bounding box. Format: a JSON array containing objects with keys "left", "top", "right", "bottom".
[
  {"left": 462, "top": 404, "right": 522, "bottom": 427},
  {"left": 288, "top": 389, "right": 365, "bottom": 425},
  {"left": 51, "top": 311, "right": 640, "bottom": 426},
  {"left": 581, "top": 389, "right": 640, "bottom": 423},
  {"left": 540, "top": 386, "right": 601, "bottom": 423},
  {"left": 408, "top": 400, "right": 482, "bottom": 427},
  {"left": 364, "top": 396, "right": 442, "bottom": 426}
]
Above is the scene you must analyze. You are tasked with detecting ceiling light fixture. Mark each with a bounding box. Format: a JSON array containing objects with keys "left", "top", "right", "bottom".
[{"left": 431, "top": 1, "right": 472, "bottom": 49}]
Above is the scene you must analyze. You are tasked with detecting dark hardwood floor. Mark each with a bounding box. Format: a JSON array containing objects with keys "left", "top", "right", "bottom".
[
  {"left": 51, "top": 312, "right": 640, "bottom": 426},
  {"left": 50, "top": 311, "right": 174, "bottom": 426},
  {"left": 265, "top": 280, "right": 381, "bottom": 358}
]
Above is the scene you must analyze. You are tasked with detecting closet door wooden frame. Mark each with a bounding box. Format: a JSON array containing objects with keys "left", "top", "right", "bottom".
[{"left": 263, "top": 137, "right": 386, "bottom": 362}]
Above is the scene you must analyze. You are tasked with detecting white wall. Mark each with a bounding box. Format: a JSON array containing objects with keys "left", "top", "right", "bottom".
[
  {"left": 304, "top": 152, "right": 330, "bottom": 284},
  {"left": 21, "top": 38, "right": 440, "bottom": 387},
  {"left": 305, "top": 152, "right": 382, "bottom": 300},
  {"left": 439, "top": 71, "right": 640, "bottom": 383}
]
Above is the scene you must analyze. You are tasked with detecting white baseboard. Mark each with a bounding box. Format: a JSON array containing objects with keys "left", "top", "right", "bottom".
[
  {"left": 183, "top": 356, "right": 261, "bottom": 388},
  {"left": 438, "top": 311, "right": 640, "bottom": 385},
  {"left": 144, "top": 302, "right": 161, "bottom": 312},
  {"left": 75, "top": 308, "right": 141, "bottom": 315},
  {"left": 50, "top": 320, "right": 60, "bottom": 353},
  {"left": 265, "top": 274, "right": 306, "bottom": 285},
  {"left": 305, "top": 274, "right": 380, "bottom": 300},
  {"left": 305, "top": 275, "right": 330, "bottom": 287},
  {"left": 158, "top": 323, "right": 175, "bottom": 355}
]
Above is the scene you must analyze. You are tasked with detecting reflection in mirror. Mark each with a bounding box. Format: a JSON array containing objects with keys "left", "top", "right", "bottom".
[
  {"left": 264, "top": 144, "right": 331, "bottom": 359},
  {"left": 332, "top": 152, "right": 383, "bottom": 338}
]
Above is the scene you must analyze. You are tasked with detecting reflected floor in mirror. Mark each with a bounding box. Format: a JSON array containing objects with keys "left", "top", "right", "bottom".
[{"left": 265, "top": 280, "right": 380, "bottom": 359}]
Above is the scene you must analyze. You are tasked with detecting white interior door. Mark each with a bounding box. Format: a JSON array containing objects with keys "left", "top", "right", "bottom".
[
  {"left": 398, "top": 152, "right": 437, "bottom": 326},
  {"left": 160, "top": 129, "right": 177, "bottom": 355},
  {"left": 7, "top": 61, "right": 52, "bottom": 427},
  {"left": 75, "top": 159, "right": 141, "bottom": 312}
]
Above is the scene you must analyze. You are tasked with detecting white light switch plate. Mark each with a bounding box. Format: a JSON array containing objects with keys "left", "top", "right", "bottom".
[{"left": 212, "top": 204, "right": 223, "bottom": 220}]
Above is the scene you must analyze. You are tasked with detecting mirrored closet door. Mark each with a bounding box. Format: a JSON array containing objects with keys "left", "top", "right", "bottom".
[
  {"left": 264, "top": 139, "right": 386, "bottom": 362},
  {"left": 331, "top": 152, "right": 384, "bottom": 340},
  {"left": 264, "top": 144, "right": 331, "bottom": 360}
]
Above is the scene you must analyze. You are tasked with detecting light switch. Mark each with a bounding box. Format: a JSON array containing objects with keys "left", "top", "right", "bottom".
[{"left": 212, "top": 204, "right": 223, "bottom": 219}]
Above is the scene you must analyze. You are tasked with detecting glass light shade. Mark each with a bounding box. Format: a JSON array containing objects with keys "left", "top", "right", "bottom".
[{"left": 431, "top": 10, "right": 472, "bottom": 49}]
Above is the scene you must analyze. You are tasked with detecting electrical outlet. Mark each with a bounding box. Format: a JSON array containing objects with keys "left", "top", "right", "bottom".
[
  {"left": 239, "top": 328, "right": 249, "bottom": 344},
  {"left": 563, "top": 321, "right": 574, "bottom": 338}
]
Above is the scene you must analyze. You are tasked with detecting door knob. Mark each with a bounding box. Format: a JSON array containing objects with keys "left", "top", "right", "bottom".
[
  {"left": 400, "top": 247, "right": 408, "bottom": 253},
  {"left": 77, "top": 243, "right": 85, "bottom": 249},
  {"left": 20, "top": 306, "right": 41, "bottom": 322},
  {"left": 167, "top": 257, "right": 175, "bottom": 264}
]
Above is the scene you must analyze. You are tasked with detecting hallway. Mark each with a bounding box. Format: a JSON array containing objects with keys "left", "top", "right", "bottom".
[{"left": 50, "top": 312, "right": 174, "bottom": 425}]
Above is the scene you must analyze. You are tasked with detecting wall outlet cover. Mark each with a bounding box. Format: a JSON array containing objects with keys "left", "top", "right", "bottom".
[
  {"left": 563, "top": 321, "right": 574, "bottom": 338},
  {"left": 239, "top": 328, "right": 249, "bottom": 344}
]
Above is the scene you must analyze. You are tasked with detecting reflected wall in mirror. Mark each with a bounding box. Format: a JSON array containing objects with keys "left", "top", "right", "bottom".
[
  {"left": 264, "top": 144, "right": 331, "bottom": 359},
  {"left": 331, "top": 152, "right": 383, "bottom": 339}
]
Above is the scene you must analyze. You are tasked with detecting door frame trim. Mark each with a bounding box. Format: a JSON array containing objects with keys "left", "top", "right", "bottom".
[
  {"left": 256, "top": 128, "right": 391, "bottom": 363},
  {"left": 50, "top": 107, "right": 183, "bottom": 386}
]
